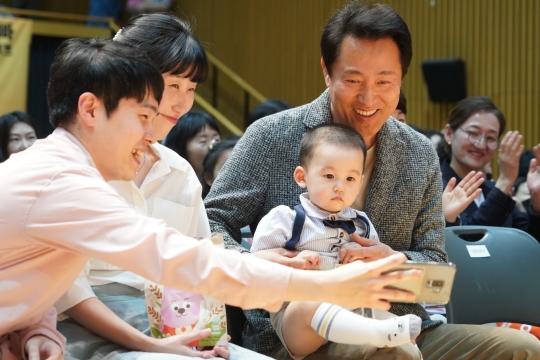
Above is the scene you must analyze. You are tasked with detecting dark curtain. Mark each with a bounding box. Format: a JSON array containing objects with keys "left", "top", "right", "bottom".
[{"left": 26, "top": 35, "right": 66, "bottom": 138}]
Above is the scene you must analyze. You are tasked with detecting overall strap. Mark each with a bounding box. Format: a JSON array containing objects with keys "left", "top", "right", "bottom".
[
  {"left": 284, "top": 204, "right": 306, "bottom": 250},
  {"left": 355, "top": 214, "right": 371, "bottom": 239}
]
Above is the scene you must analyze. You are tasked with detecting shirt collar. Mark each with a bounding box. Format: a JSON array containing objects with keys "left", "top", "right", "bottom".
[
  {"left": 302, "top": 89, "right": 332, "bottom": 129},
  {"left": 140, "top": 143, "right": 170, "bottom": 186},
  {"left": 139, "top": 143, "right": 193, "bottom": 188},
  {"left": 298, "top": 193, "right": 358, "bottom": 220},
  {"left": 53, "top": 127, "right": 97, "bottom": 170}
]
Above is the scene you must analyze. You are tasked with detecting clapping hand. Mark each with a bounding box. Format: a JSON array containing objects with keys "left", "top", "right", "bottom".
[
  {"left": 497, "top": 131, "right": 525, "bottom": 194},
  {"left": 443, "top": 171, "right": 484, "bottom": 223},
  {"left": 527, "top": 144, "right": 540, "bottom": 213}
]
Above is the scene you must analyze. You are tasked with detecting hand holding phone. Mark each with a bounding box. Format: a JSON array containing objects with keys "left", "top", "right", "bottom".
[{"left": 383, "top": 261, "right": 456, "bottom": 304}]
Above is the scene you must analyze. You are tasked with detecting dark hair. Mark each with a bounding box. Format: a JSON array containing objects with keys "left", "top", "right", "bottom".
[
  {"left": 114, "top": 13, "right": 208, "bottom": 82},
  {"left": 514, "top": 176, "right": 527, "bottom": 193},
  {"left": 202, "top": 136, "right": 240, "bottom": 197},
  {"left": 0, "top": 111, "right": 38, "bottom": 162},
  {"left": 396, "top": 90, "right": 407, "bottom": 114},
  {"left": 163, "top": 110, "right": 220, "bottom": 160},
  {"left": 520, "top": 150, "right": 535, "bottom": 176},
  {"left": 321, "top": 1, "right": 412, "bottom": 78},
  {"left": 47, "top": 38, "right": 164, "bottom": 128},
  {"left": 445, "top": 96, "right": 506, "bottom": 154},
  {"left": 300, "top": 123, "right": 367, "bottom": 168},
  {"left": 245, "top": 99, "right": 291, "bottom": 130},
  {"left": 423, "top": 128, "right": 444, "bottom": 142}
]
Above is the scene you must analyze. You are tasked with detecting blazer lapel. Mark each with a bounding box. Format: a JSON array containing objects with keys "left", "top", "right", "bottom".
[
  {"left": 366, "top": 120, "right": 405, "bottom": 221},
  {"left": 302, "top": 89, "right": 332, "bottom": 129}
]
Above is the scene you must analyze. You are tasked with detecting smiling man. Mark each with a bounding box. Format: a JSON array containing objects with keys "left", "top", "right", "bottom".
[
  {"left": 204, "top": 2, "right": 540, "bottom": 359},
  {"left": 0, "top": 37, "right": 426, "bottom": 360}
]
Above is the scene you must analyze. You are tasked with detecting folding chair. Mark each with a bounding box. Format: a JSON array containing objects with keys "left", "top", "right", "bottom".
[{"left": 445, "top": 226, "right": 540, "bottom": 326}]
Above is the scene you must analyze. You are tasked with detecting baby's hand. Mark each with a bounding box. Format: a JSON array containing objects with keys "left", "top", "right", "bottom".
[
  {"left": 296, "top": 250, "right": 321, "bottom": 269},
  {"left": 338, "top": 242, "right": 367, "bottom": 264}
]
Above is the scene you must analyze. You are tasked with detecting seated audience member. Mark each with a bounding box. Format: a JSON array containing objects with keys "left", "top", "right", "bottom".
[
  {"left": 205, "top": 2, "right": 540, "bottom": 359},
  {"left": 251, "top": 123, "right": 422, "bottom": 358},
  {"left": 54, "top": 14, "right": 264, "bottom": 359},
  {"left": 390, "top": 90, "right": 407, "bottom": 123},
  {"left": 0, "top": 110, "right": 38, "bottom": 162},
  {"left": 0, "top": 37, "right": 421, "bottom": 360},
  {"left": 442, "top": 96, "right": 540, "bottom": 241},
  {"left": 245, "top": 99, "right": 291, "bottom": 130},
  {"left": 202, "top": 136, "right": 240, "bottom": 198},
  {"left": 164, "top": 110, "right": 221, "bottom": 184}
]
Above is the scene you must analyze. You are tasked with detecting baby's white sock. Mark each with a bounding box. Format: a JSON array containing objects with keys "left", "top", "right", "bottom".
[{"left": 310, "top": 303, "right": 422, "bottom": 348}]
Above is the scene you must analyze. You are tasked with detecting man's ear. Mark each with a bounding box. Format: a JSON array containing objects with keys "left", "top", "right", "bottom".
[
  {"left": 77, "top": 92, "right": 100, "bottom": 128},
  {"left": 294, "top": 166, "right": 308, "bottom": 188},
  {"left": 321, "top": 58, "right": 330, "bottom": 87}
]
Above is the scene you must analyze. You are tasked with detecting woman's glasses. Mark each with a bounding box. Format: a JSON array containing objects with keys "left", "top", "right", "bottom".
[{"left": 458, "top": 128, "right": 499, "bottom": 150}]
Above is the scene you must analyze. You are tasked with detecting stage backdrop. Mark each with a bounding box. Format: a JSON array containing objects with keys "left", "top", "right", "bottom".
[{"left": 0, "top": 18, "right": 32, "bottom": 115}]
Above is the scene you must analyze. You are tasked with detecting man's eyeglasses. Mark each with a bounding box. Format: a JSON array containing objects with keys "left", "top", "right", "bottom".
[{"left": 457, "top": 128, "right": 499, "bottom": 150}]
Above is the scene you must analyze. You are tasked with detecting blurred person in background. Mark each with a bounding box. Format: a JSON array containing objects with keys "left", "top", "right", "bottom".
[
  {"left": 202, "top": 136, "right": 240, "bottom": 198},
  {"left": 0, "top": 110, "right": 38, "bottom": 162},
  {"left": 423, "top": 128, "right": 444, "bottom": 151},
  {"left": 245, "top": 99, "right": 291, "bottom": 130},
  {"left": 513, "top": 150, "right": 536, "bottom": 212},
  {"left": 164, "top": 109, "right": 221, "bottom": 185},
  {"left": 391, "top": 90, "right": 407, "bottom": 123}
]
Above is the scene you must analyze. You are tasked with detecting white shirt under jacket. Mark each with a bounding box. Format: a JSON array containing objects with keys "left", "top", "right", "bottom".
[
  {"left": 54, "top": 142, "right": 212, "bottom": 314},
  {"left": 0, "top": 128, "right": 291, "bottom": 336}
]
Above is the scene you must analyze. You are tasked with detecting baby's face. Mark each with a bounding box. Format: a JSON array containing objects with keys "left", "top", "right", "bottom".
[{"left": 302, "top": 143, "right": 364, "bottom": 213}]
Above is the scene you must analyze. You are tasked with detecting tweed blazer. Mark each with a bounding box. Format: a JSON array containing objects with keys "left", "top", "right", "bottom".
[{"left": 205, "top": 89, "right": 447, "bottom": 352}]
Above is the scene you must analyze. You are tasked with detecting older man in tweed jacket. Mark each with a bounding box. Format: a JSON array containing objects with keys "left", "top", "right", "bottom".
[
  {"left": 206, "top": 88, "right": 446, "bottom": 357},
  {"left": 205, "top": 2, "right": 540, "bottom": 360}
]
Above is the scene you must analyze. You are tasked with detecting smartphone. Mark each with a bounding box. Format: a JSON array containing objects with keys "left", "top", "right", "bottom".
[{"left": 383, "top": 261, "right": 456, "bottom": 304}]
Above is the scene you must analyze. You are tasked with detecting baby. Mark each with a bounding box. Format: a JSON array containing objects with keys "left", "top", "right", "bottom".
[{"left": 251, "top": 123, "right": 421, "bottom": 358}]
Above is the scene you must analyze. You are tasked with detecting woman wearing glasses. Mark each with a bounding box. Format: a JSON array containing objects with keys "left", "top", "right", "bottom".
[{"left": 441, "top": 96, "right": 540, "bottom": 241}]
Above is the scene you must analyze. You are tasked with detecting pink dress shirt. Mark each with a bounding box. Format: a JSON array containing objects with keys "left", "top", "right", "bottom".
[{"left": 0, "top": 127, "right": 291, "bottom": 336}]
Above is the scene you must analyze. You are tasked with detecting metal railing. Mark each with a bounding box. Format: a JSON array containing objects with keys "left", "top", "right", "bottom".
[
  {"left": 0, "top": 6, "right": 116, "bottom": 29},
  {"left": 0, "top": 7, "right": 266, "bottom": 135}
]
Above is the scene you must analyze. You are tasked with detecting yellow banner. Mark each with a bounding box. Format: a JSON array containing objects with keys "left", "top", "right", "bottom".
[{"left": 0, "top": 18, "right": 33, "bottom": 115}]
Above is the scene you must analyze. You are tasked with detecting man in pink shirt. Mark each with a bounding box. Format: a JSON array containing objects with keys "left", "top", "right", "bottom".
[{"left": 0, "top": 38, "right": 421, "bottom": 359}]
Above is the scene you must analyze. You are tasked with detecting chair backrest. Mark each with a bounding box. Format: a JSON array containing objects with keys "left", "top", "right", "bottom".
[{"left": 445, "top": 226, "right": 540, "bottom": 326}]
